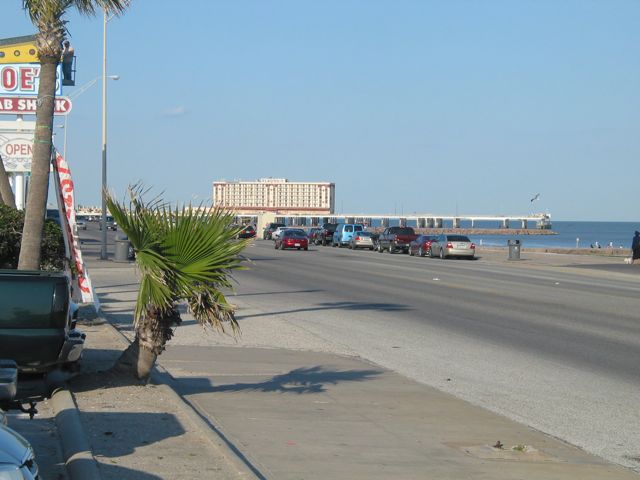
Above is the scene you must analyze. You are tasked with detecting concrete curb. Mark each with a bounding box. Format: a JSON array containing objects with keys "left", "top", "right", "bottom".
[
  {"left": 98, "top": 311, "right": 260, "bottom": 479},
  {"left": 50, "top": 387, "right": 102, "bottom": 480}
]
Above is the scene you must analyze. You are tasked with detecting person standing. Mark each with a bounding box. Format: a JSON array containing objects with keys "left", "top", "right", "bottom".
[
  {"left": 61, "top": 40, "right": 74, "bottom": 84},
  {"left": 632, "top": 231, "right": 640, "bottom": 264}
]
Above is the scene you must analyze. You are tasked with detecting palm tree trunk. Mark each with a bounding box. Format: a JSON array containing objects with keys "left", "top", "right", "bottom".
[
  {"left": 111, "top": 337, "right": 158, "bottom": 380},
  {"left": 110, "top": 308, "right": 178, "bottom": 380},
  {"left": 18, "top": 56, "right": 58, "bottom": 270},
  {"left": 0, "top": 155, "right": 16, "bottom": 208}
]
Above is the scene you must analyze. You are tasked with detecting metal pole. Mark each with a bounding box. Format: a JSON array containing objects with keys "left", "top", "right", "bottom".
[
  {"left": 100, "top": 8, "right": 108, "bottom": 260},
  {"left": 63, "top": 115, "right": 68, "bottom": 161}
]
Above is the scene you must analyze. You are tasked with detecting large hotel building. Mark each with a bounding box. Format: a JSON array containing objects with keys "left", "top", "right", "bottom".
[{"left": 213, "top": 178, "right": 335, "bottom": 215}]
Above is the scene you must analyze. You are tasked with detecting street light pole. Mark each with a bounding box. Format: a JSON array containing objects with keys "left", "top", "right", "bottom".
[{"left": 100, "top": 8, "right": 109, "bottom": 260}]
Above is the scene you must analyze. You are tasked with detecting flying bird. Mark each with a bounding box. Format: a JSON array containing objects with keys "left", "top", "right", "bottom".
[{"left": 530, "top": 193, "right": 540, "bottom": 203}]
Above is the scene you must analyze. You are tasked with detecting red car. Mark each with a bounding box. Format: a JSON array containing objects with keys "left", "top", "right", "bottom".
[
  {"left": 237, "top": 225, "right": 256, "bottom": 239},
  {"left": 275, "top": 229, "right": 309, "bottom": 251},
  {"left": 408, "top": 235, "right": 439, "bottom": 257}
]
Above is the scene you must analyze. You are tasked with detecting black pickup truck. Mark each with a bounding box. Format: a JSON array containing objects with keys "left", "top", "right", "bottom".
[
  {"left": 0, "top": 270, "right": 85, "bottom": 373},
  {"left": 376, "top": 226, "right": 419, "bottom": 254},
  {"left": 318, "top": 223, "right": 339, "bottom": 246}
]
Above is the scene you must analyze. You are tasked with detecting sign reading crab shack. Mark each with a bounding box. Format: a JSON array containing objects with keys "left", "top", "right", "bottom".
[{"left": 0, "top": 95, "right": 72, "bottom": 115}]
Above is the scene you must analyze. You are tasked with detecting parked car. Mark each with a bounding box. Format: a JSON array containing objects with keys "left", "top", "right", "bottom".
[
  {"left": 349, "top": 231, "right": 375, "bottom": 250},
  {"left": 237, "top": 225, "right": 257, "bottom": 239},
  {"left": 408, "top": 235, "right": 439, "bottom": 257},
  {"left": 377, "top": 226, "right": 419, "bottom": 254},
  {"left": 332, "top": 224, "right": 364, "bottom": 247},
  {"left": 0, "top": 360, "right": 40, "bottom": 480},
  {"left": 76, "top": 219, "right": 87, "bottom": 231},
  {"left": 0, "top": 270, "right": 85, "bottom": 373},
  {"left": 307, "top": 228, "right": 323, "bottom": 245},
  {"left": 274, "top": 230, "right": 309, "bottom": 250},
  {"left": 272, "top": 226, "right": 290, "bottom": 240},
  {"left": 263, "top": 223, "right": 286, "bottom": 240},
  {"left": 430, "top": 234, "right": 476, "bottom": 259},
  {"left": 319, "top": 223, "right": 339, "bottom": 246}
]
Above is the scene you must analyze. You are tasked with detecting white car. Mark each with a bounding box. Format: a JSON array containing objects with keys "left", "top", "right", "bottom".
[{"left": 272, "top": 227, "right": 289, "bottom": 240}]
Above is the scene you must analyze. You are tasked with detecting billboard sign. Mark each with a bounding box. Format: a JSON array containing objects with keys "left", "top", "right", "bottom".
[
  {"left": 0, "top": 96, "right": 72, "bottom": 115},
  {"left": 0, "top": 131, "right": 34, "bottom": 172},
  {"left": 0, "top": 63, "right": 62, "bottom": 95}
]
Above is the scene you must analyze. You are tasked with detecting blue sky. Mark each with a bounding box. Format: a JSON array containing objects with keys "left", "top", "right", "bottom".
[{"left": 3, "top": 0, "right": 639, "bottom": 221}]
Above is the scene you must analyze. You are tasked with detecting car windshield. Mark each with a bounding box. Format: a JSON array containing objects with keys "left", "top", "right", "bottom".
[{"left": 448, "top": 235, "right": 471, "bottom": 242}]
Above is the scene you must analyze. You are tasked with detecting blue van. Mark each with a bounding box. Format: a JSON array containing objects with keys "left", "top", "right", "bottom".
[{"left": 332, "top": 223, "right": 364, "bottom": 247}]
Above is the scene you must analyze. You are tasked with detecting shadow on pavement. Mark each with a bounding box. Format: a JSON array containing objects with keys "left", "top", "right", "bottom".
[
  {"left": 170, "top": 365, "right": 383, "bottom": 395},
  {"left": 75, "top": 411, "right": 186, "bottom": 457},
  {"left": 93, "top": 463, "right": 163, "bottom": 480},
  {"left": 238, "top": 300, "right": 411, "bottom": 320},
  {"left": 234, "top": 289, "right": 323, "bottom": 297}
]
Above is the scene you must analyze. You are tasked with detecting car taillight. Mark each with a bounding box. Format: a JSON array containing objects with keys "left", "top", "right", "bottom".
[
  {"left": 470, "top": 243, "right": 476, "bottom": 249},
  {"left": 355, "top": 236, "right": 361, "bottom": 241},
  {"left": 446, "top": 242, "right": 453, "bottom": 248}
]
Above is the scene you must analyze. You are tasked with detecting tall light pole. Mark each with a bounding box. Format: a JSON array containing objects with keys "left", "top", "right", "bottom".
[
  {"left": 100, "top": 9, "right": 117, "bottom": 260},
  {"left": 100, "top": 9, "right": 108, "bottom": 259}
]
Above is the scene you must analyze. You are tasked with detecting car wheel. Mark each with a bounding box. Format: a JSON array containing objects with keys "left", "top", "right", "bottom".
[
  {"left": 388, "top": 245, "right": 394, "bottom": 254},
  {"left": 418, "top": 247, "right": 423, "bottom": 257},
  {"left": 440, "top": 248, "right": 445, "bottom": 259},
  {"left": 370, "top": 247, "right": 374, "bottom": 251},
  {"left": 297, "top": 247, "right": 301, "bottom": 250},
  {"left": 408, "top": 247, "right": 413, "bottom": 256},
  {"left": 304, "top": 247, "right": 308, "bottom": 251},
  {"left": 377, "top": 243, "right": 383, "bottom": 253}
]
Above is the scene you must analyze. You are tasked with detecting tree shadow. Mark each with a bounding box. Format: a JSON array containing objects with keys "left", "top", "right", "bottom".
[
  {"left": 234, "top": 289, "right": 323, "bottom": 297},
  {"left": 238, "top": 301, "right": 412, "bottom": 320},
  {"left": 165, "top": 365, "right": 383, "bottom": 396},
  {"left": 77, "top": 411, "right": 186, "bottom": 458}
]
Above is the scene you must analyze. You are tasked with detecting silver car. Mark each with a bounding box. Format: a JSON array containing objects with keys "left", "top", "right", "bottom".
[
  {"left": 1, "top": 360, "right": 39, "bottom": 480},
  {"left": 349, "top": 231, "right": 375, "bottom": 250},
  {"left": 431, "top": 234, "right": 476, "bottom": 259}
]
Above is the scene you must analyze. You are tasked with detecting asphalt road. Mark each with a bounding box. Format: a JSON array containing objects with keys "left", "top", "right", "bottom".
[
  {"left": 79, "top": 225, "right": 640, "bottom": 471},
  {"left": 228, "top": 240, "right": 640, "bottom": 471}
]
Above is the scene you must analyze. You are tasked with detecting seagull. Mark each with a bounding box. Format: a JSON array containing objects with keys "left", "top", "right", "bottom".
[{"left": 530, "top": 193, "right": 540, "bottom": 203}]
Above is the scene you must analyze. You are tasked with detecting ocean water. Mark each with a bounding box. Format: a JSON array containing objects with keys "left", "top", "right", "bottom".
[
  {"left": 468, "top": 221, "right": 638, "bottom": 249},
  {"left": 358, "top": 218, "right": 639, "bottom": 249}
]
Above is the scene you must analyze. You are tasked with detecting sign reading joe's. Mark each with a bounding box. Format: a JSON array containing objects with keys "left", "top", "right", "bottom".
[
  {"left": 0, "top": 63, "right": 63, "bottom": 96},
  {"left": 0, "top": 132, "right": 34, "bottom": 172}
]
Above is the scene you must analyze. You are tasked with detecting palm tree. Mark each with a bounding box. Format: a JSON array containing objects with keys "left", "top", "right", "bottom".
[
  {"left": 106, "top": 186, "right": 250, "bottom": 379},
  {"left": 0, "top": 155, "right": 16, "bottom": 208},
  {"left": 18, "top": 0, "right": 129, "bottom": 270}
]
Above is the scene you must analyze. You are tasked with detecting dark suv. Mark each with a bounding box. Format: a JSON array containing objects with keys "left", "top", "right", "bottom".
[
  {"left": 263, "top": 223, "right": 286, "bottom": 240},
  {"left": 319, "top": 223, "right": 339, "bottom": 246}
]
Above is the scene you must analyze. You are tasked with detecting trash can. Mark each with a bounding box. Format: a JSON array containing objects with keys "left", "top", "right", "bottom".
[
  {"left": 508, "top": 239, "right": 521, "bottom": 260},
  {"left": 114, "top": 235, "right": 131, "bottom": 262}
]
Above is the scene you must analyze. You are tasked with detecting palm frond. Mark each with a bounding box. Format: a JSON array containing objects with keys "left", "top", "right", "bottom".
[{"left": 106, "top": 186, "right": 249, "bottom": 339}]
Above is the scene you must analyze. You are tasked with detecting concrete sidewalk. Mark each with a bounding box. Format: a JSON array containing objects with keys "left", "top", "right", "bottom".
[{"left": 38, "top": 248, "right": 638, "bottom": 479}]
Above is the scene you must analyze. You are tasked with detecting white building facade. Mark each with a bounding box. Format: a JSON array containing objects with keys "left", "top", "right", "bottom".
[{"left": 212, "top": 178, "right": 335, "bottom": 215}]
